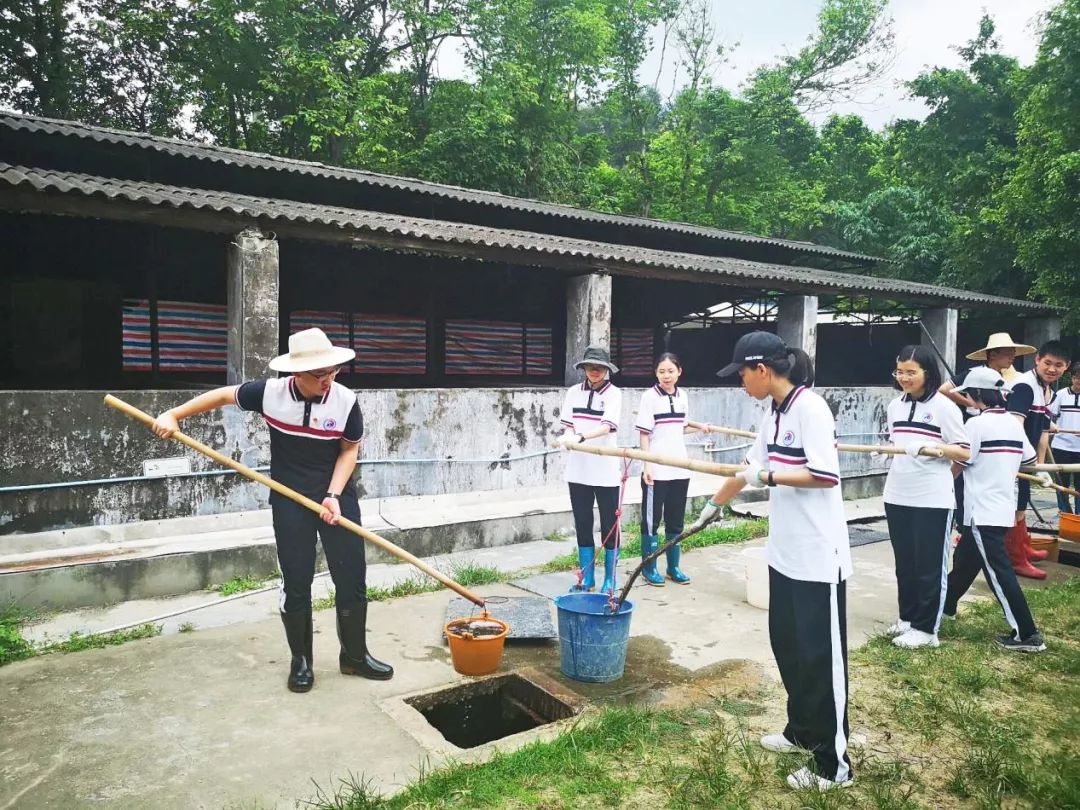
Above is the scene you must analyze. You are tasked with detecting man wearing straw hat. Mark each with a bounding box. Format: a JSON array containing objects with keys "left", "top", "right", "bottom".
[{"left": 151, "top": 328, "right": 393, "bottom": 692}]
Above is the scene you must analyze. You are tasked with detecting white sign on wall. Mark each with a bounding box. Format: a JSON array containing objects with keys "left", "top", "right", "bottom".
[{"left": 142, "top": 457, "right": 192, "bottom": 478}]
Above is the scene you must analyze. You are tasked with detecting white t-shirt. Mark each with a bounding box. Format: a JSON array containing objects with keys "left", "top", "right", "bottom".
[
  {"left": 956, "top": 408, "right": 1037, "bottom": 527},
  {"left": 746, "top": 386, "right": 853, "bottom": 584},
  {"left": 883, "top": 390, "right": 966, "bottom": 509},
  {"left": 1050, "top": 389, "right": 1080, "bottom": 453},
  {"left": 635, "top": 385, "right": 690, "bottom": 481},
  {"left": 559, "top": 380, "right": 623, "bottom": 486}
]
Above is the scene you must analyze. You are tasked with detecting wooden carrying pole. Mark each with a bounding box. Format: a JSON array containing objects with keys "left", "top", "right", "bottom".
[
  {"left": 1018, "top": 472, "right": 1080, "bottom": 500},
  {"left": 707, "top": 425, "right": 1080, "bottom": 472},
  {"left": 559, "top": 441, "right": 744, "bottom": 477},
  {"left": 104, "top": 395, "right": 487, "bottom": 608}
]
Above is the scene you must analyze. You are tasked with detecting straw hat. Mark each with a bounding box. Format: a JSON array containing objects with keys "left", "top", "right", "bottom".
[
  {"left": 574, "top": 344, "right": 619, "bottom": 374},
  {"left": 268, "top": 328, "right": 355, "bottom": 372},
  {"left": 965, "top": 332, "right": 1036, "bottom": 362}
]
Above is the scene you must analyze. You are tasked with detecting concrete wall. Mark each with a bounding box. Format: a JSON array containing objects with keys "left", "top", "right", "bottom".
[{"left": 0, "top": 386, "right": 894, "bottom": 534}]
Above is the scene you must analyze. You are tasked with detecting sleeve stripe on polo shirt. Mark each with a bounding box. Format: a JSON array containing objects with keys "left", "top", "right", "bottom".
[
  {"left": 636, "top": 425, "right": 652, "bottom": 434},
  {"left": 808, "top": 467, "right": 840, "bottom": 483}
]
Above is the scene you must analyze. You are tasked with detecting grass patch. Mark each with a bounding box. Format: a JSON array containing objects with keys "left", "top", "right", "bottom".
[
  {"left": 306, "top": 570, "right": 1080, "bottom": 809},
  {"left": 209, "top": 574, "right": 274, "bottom": 596},
  {"left": 539, "top": 516, "right": 768, "bottom": 573},
  {"left": 316, "top": 564, "right": 508, "bottom": 610},
  {"left": 45, "top": 624, "right": 162, "bottom": 654},
  {"left": 0, "top": 605, "right": 35, "bottom": 666}
]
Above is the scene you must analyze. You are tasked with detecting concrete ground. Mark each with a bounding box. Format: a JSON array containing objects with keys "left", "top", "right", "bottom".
[{"left": 2, "top": 521, "right": 1074, "bottom": 809}]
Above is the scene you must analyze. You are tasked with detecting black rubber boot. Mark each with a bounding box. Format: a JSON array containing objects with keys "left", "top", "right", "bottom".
[
  {"left": 280, "top": 610, "right": 314, "bottom": 693},
  {"left": 337, "top": 602, "right": 394, "bottom": 681}
]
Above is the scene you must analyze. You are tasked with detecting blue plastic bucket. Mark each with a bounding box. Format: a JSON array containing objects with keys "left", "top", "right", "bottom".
[{"left": 554, "top": 592, "right": 634, "bottom": 683}]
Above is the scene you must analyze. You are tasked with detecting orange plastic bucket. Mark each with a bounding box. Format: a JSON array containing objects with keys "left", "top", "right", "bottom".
[
  {"left": 444, "top": 616, "right": 509, "bottom": 676},
  {"left": 1060, "top": 512, "right": 1080, "bottom": 543}
]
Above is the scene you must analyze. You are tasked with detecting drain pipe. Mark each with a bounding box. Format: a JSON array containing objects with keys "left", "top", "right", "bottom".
[{"left": 0, "top": 449, "right": 562, "bottom": 494}]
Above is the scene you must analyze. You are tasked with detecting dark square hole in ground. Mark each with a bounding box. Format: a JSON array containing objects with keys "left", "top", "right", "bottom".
[{"left": 405, "top": 674, "right": 578, "bottom": 749}]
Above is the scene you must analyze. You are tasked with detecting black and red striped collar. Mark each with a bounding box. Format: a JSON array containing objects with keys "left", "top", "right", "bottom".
[
  {"left": 581, "top": 380, "right": 612, "bottom": 394},
  {"left": 983, "top": 407, "right": 1006, "bottom": 415},
  {"left": 772, "top": 385, "right": 806, "bottom": 414},
  {"left": 288, "top": 376, "right": 331, "bottom": 404},
  {"left": 901, "top": 389, "right": 935, "bottom": 404},
  {"left": 653, "top": 383, "right": 679, "bottom": 397}
]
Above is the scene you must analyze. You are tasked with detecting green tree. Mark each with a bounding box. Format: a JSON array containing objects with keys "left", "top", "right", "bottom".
[{"left": 1004, "top": 0, "right": 1080, "bottom": 325}]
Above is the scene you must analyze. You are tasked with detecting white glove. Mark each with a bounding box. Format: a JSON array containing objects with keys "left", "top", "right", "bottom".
[
  {"left": 1035, "top": 471, "right": 1054, "bottom": 488},
  {"left": 737, "top": 462, "right": 764, "bottom": 489},
  {"left": 556, "top": 433, "right": 585, "bottom": 448},
  {"left": 689, "top": 501, "right": 722, "bottom": 530},
  {"left": 904, "top": 443, "right": 928, "bottom": 458}
]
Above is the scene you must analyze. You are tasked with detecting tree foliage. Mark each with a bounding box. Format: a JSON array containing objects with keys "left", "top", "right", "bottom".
[{"left": 0, "top": 0, "right": 1075, "bottom": 317}]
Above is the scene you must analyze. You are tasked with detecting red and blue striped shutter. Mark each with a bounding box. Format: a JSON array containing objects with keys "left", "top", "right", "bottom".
[
  {"left": 122, "top": 299, "right": 152, "bottom": 371},
  {"left": 525, "top": 325, "right": 552, "bottom": 376},
  {"left": 615, "top": 328, "right": 654, "bottom": 376},
  {"left": 446, "top": 320, "right": 524, "bottom": 375},
  {"left": 353, "top": 314, "right": 427, "bottom": 374},
  {"left": 157, "top": 301, "right": 228, "bottom": 372},
  {"left": 123, "top": 299, "right": 227, "bottom": 372}
]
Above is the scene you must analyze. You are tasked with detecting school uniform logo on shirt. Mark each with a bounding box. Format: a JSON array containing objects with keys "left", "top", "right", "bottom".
[
  {"left": 921, "top": 413, "right": 934, "bottom": 423},
  {"left": 782, "top": 430, "right": 795, "bottom": 446}
]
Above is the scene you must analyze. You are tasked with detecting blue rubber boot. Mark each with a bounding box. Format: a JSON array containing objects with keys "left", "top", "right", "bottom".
[
  {"left": 570, "top": 546, "right": 596, "bottom": 592},
  {"left": 600, "top": 548, "right": 618, "bottom": 594},
  {"left": 641, "top": 534, "right": 665, "bottom": 586},
  {"left": 666, "top": 542, "right": 691, "bottom": 584}
]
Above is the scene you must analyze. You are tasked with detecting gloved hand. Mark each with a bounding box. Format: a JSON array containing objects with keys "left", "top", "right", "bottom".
[
  {"left": 556, "top": 433, "right": 585, "bottom": 448},
  {"left": 689, "top": 500, "right": 722, "bottom": 531},
  {"left": 904, "top": 443, "right": 928, "bottom": 458},
  {"left": 1035, "top": 471, "right": 1054, "bottom": 488},
  {"left": 736, "top": 462, "right": 764, "bottom": 488}
]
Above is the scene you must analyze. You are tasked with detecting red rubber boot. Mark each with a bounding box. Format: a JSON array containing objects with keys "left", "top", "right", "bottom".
[
  {"left": 1006, "top": 523, "right": 1047, "bottom": 580},
  {"left": 1017, "top": 517, "right": 1048, "bottom": 561}
]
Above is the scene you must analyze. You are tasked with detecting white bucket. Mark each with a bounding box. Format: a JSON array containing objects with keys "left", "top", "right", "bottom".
[{"left": 743, "top": 546, "right": 770, "bottom": 610}]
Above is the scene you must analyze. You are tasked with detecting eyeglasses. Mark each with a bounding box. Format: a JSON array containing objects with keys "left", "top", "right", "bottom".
[
  {"left": 892, "top": 370, "right": 923, "bottom": 380},
  {"left": 304, "top": 367, "right": 340, "bottom": 382}
]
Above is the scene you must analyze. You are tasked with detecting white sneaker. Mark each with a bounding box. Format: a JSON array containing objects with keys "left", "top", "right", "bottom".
[
  {"left": 786, "top": 767, "right": 854, "bottom": 791},
  {"left": 892, "top": 628, "right": 939, "bottom": 649},
  {"left": 760, "top": 733, "right": 802, "bottom": 752},
  {"left": 885, "top": 619, "right": 911, "bottom": 635}
]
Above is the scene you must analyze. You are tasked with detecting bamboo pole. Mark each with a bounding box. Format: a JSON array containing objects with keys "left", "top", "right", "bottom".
[
  {"left": 104, "top": 395, "right": 487, "bottom": 608},
  {"left": 1018, "top": 472, "right": 1080, "bottom": 499},
  {"left": 557, "top": 441, "right": 744, "bottom": 477}
]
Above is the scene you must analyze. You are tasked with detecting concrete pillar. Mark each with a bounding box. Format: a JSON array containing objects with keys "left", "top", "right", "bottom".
[
  {"left": 776, "top": 294, "right": 818, "bottom": 363},
  {"left": 1021, "top": 316, "right": 1062, "bottom": 370},
  {"left": 920, "top": 307, "right": 958, "bottom": 380},
  {"left": 227, "top": 228, "right": 280, "bottom": 384},
  {"left": 564, "top": 273, "right": 612, "bottom": 384}
]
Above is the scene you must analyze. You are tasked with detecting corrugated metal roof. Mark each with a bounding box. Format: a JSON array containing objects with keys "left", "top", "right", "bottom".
[
  {"left": 0, "top": 111, "right": 886, "bottom": 265},
  {"left": 0, "top": 162, "right": 1052, "bottom": 313}
]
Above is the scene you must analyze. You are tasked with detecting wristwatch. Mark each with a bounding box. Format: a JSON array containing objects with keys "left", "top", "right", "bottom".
[{"left": 325, "top": 492, "right": 339, "bottom": 500}]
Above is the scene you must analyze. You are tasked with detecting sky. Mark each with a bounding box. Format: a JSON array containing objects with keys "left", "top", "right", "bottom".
[{"left": 434, "top": 0, "right": 1056, "bottom": 130}]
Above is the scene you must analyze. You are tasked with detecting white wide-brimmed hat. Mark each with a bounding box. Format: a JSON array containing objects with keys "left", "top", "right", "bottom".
[
  {"left": 268, "top": 328, "right": 355, "bottom": 372},
  {"left": 965, "top": 332, "right": 1036, "bottom": 361}
]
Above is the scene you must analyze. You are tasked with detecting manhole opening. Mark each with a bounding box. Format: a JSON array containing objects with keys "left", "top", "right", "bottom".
[{"left": 405, "top": 674, "right": 577, "bottom": 749}]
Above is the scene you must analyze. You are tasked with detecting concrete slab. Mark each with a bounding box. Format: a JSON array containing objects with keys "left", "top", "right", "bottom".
[
  {"left": 444, "top": 596, "right": 557, "bottom": 640},
  {"left": 3, "top": 538, "right": 1071, "bottom": 809},
  {"left": 733, "top": 494, "right": 888, "bottom": 523}
]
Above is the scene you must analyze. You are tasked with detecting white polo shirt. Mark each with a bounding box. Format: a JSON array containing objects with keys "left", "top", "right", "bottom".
[
  {"left": 956, "top": 408, "right": 1037, "bottom": 528},
  {"left": 1050, "top": 389, "right": 1080, "bottom": 453},
  {"left": 1007, "top": 368, "right": 1053, "bottom": 449},
  {"left": 883, "top": 390, "right": 966, "bottom": 509},
  {"left": 559, "top": 380, "right": 623, "bottom": 487},
  {"left": 746, "top": 386, "right": 852, "bottom": 584},
  {"left": 635, "top": 385, "right": 690, "bottom": 481}
]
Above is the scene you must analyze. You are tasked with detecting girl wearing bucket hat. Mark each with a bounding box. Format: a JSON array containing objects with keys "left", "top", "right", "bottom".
[
  {"left": 151, "top": 327, "right": 393, "bottom": 693},
  {"left": 555, "top": 344, "right": 623, "bottom": 594},
  {"left": 688, "top": 331, "right": 854, "bottom": 792}
]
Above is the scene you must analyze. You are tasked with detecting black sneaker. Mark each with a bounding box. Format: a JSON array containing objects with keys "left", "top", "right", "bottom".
[{"left": 995, "top": 631, "right": 1046, "bottom": 653}]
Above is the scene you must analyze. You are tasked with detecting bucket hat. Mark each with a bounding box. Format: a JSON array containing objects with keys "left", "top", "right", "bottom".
[
  {"left": 965, "top": 333, "right": 1036, "bottom": 362},
  {"left": 268, "top": 328, "right": 355, "bottom": 372},
  {"left": 574, "top": 344, "right": 619, "bottom": 374},
  {"left": 955, "top": 366, "right": 1011, "bottom": 393}
]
